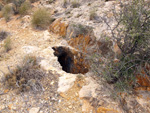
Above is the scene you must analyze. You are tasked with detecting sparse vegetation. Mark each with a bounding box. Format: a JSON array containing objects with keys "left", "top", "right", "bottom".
[
  {"left": 4, "top": 36, "right": 11, "bottom": 52},
  {"left": 0, "top": 2, "right": 3, "bottom": 11},
  {"left": 19, "top": 1, "right": 31, "bottom": 15},
  {"left": 2, "top": 4, "right": 13, "bottom": 21},
  {"left": 31, "top": 8, "right": 52, "bottom": 29},
  {"left": 0, "top": 30, "right": 9, "bottom": 41},
  {"left": 29, "top": 0, "right": 39, "bottom": 3},
  {"left": 89, "top": 9, "right": 97, "bottom": 20},
  {"left": 71, "top": 0, "right": 80, "bottom": 8},
  {"left": 5, "top": 55, "right": 46, "bottom": 92},
  {"left": 93, "top": 0, "right": 150, "bottom": 94}
]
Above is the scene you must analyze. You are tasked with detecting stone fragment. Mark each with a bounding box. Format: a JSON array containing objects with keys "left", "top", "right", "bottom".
[{"left": 29, "top": 107, "right": 40, "bottom": 113}]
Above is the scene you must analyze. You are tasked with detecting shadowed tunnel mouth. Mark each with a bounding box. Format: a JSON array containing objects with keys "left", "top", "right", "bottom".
[{"left": 52, "top": 46, "right": 89, "bottom": 74}]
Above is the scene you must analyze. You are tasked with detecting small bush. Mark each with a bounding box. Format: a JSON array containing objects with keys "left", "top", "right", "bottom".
[
  {"left": 89, "top": 0, "right": 150, "bottom": 95},
  {"left": 5, "top": 55, "right": 46, "bottom": 92},
  {"left": 31, "top": 8, "right": 52, "bottom": 29},
  {"left": 2, "top": 4, "right": 13, "bottom": 21},
  {"left": 0, "top": 30, "right": 9, "bottom": 42},
  {"left": 102, "top": 0, "right": 150, "bottom": 93},
  {"left": 89, "top": 9, "right": 97, "bottom": 20},
  {"left": 4, "top": 37, "right": 11, "bottom": 52},
  {"left": 29, "top": 0, "right": 39, "bottom": 3},
  {"left": 0, "top": 2, "right": 3, "bottom": 11},
  {"left": 19, "top": 1, "right": 31, "bottom": 15},
  {"left": 71, "top": 0, "right": 80, "bottom": 8}
]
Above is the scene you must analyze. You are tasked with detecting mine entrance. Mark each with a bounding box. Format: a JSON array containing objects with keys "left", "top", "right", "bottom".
[{"left": 52, "top": 46, "right": 89, "bottom": 74}]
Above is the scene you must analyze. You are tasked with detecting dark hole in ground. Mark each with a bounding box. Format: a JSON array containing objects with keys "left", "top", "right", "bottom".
[{"left": 52, "top": 46, "right": 89, "bottom": 74}]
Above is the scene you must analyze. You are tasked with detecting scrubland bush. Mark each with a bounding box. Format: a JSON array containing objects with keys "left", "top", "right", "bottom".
[
  {"left": 0, "top": 30, "right": 9, "bottom": 41},
  {"left": 0, "top": 2, "right": 3, "bottom": 11},
  {"left": 2, "top": 4, "right": 13, "bottom": 21},
  {"left": 71, "top": 0, "right": 80, "bottom": 8},
  {"left": 19, "top": 1, "right": 31, "bottom": 15},
  {"left": 31, "top": 8, "right": 52, "bottom": 29},
  {"left": 29, "top": 0, "right": 39, "bottom": 3},
  {"left": 4, "top": 36, "right": 11, "bottom": 52},
  {"left": 5, "top": 55, "right": 46, "bottom": 92},
  {"left": 91, "top": 0, "right": 150, "bottom": 94}
]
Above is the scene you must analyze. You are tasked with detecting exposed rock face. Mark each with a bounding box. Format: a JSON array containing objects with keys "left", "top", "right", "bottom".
[
  {"left": 79, "top": 77, "right": 99, "bottom": 98},
  {"left": 136, "top": 68, "right": 150, "bottom": 90},
  {"left": 49, "top": 18, "right": 68, "bottom": 37},
  {"left": 57, "top": 74, "right": 77, "bottom": 93}
]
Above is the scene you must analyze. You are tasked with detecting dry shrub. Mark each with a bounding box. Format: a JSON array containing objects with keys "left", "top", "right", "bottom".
[
  {"left": 31, "top": 8, "right": 52, "bottom": 29},
  {"left": 19, "top": 1, "right": 31, "bottom": 15},
  {"left": 5, "top": 55, "right": 46, "bottom": 92},
  {"left": 4, "top": 36, "right": 11, "bottom": 52},
  {"left": 29, "top": 0, "right": 39, "bottom": 3},
  {"left": 2, "top": 4, "right": 13, "bottom": 21},
  {"left": 0, "top": 30, "right": 9, "bottom": 42}
]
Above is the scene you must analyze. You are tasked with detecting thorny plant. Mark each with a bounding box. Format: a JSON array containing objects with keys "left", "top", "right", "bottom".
[
  {"left": 88, "top": 0, "right": 150, "bottom": 94},
  {"left": 4, "top": 55, "right": 46, "bottom": 93}
]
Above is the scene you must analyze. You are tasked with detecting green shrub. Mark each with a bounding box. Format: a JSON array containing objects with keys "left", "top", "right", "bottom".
[
  {"left": 0, "top": 2, "right": 3, "bottom": 11},
  {"left": 29, "top": 0, "right": 39, "bottom": 3},
  {"left": 2, "top": 4, "right": 13, "bottom": 21},
  {"left": 105, "top": 0, "right": 150, "bottom": 93},
  {"left": 4, "top": 36, "right": 11, "bottom": 52},
  {"left": 71, "top": 0, "right": 80, "bottom": 8},
  {"left": 31, "top": 8, "right": 52, "bottom": 29},
  {"left": 19, "top": 1, "right": 31, "bottom": 15},
  {"left": 0, "top": 30, "right": 9, "bottom": 42},
  {"left": 89, "top": 0, "right": 150, "bottom": 94}
]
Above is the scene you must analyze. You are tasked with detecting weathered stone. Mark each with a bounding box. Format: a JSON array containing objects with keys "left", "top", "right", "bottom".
[
  {"left": 22, "top": 46, "right": 40, "bottom": 54},
  {"left": 79, "top": 77, "right": 99, "bottom": 98},
  {"left": 136, "top": 68, "right": 150, "bottom": 91},
  {"left": 49, "top": 18, "right": 68, "bottom": 37},
  {"left": 29, "top": 107, "right": 40, "bottom": 113},
  {"left": 57, "top": 74, "right": 77, "bottom": 93},
  {"left": 97, "top": 107, "right": 118, "bottom": 113}
]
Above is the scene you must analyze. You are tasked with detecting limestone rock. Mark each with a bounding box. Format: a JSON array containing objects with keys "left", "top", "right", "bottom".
[
  {"left": 79, "top": 77, "right": 99, "bottom": 98},
  {"left": 57, "top": 74, "right": 77, "bottom": 93},
  {"left": 22, "top": 46, "right": 40, "bottom": 54},
  {"left": 29, "top": 107, "right": 40, "bottom": 113}
]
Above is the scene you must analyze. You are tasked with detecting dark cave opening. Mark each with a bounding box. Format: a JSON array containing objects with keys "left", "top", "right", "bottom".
[
  {"left": 57, "top": 51, "right": 73, "bottom": 73},
  {"left": 52, "top": 46, "right": 89, "bottom": 74}
]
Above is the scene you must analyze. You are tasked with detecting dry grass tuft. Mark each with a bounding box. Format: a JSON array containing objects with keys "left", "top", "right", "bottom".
[{"left": 5, "top": 55, "right": 46, "bottom": 92}]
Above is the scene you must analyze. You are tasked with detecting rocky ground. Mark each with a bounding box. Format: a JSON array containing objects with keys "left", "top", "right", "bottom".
[{"left": 0, "top": 0, "right": 150, "bottom": 113}]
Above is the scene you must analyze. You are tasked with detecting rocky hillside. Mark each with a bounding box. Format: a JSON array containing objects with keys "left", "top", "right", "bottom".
[{"left": 0, "top": 0, "right": 150, "bottom": 113}]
